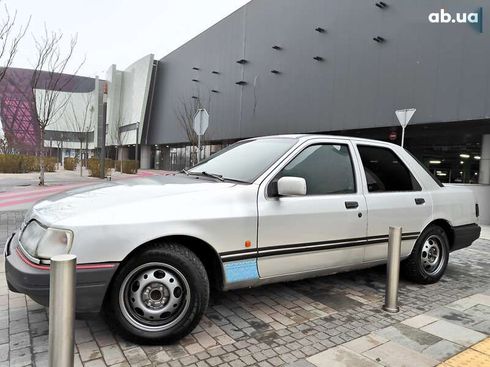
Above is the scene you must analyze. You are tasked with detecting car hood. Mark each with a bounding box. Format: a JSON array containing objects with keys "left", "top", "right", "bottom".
[{"left": 29, "top": 174, "right": 236, "bottom": 225}]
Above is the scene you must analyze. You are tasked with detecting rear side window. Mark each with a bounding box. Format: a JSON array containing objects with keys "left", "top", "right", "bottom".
[
  {"left": 405, "top": 150, "right": 444, "bottom": 187},
  {"left": 357, "top": 145, "right": 421, "bottom": 192},
  {"left": 278, "top": 144, "right": 356, "bottom": 195}
]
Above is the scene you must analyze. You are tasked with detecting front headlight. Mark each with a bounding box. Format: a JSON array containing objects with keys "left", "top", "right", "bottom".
[
  {"left": 36, "top": 228, "right": 74, "bottom": 260},
  {"left": 19, "top": 221, "right": 73, "bottom": 261},
  {"left": 19, "top": 221, "right": 46, "bottom": 257}
]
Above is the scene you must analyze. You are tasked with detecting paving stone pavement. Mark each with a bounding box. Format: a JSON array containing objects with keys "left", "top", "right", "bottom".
[
  {"left": 0, "top": 210, "right": 489, "bottom": 367},
  {"left": 304, "top": 293, "right": 490, "bottom": 367}
]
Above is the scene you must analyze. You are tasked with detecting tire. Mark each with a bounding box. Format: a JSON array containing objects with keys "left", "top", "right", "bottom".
[
  {"left": 104, "top": 242, "right": 209, "bottom": 344},
  {"left": 401, "top": 225, "right": 450, "bottom": 284}
]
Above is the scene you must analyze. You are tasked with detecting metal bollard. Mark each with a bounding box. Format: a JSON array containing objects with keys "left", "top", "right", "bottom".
[
  {"left": 383, "top": 226, "right": 402, "bottom": 313},
  {"left": 48, "top": 254, "right": 77, "bottom": 367}
]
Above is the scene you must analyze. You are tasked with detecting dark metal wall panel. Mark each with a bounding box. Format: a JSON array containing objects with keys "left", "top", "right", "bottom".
[{"left": 148, "top": 0, "right": 490, "bottom": 145}]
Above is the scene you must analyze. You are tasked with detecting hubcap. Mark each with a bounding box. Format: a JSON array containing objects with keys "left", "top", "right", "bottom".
[
  {"left": 420, "top": 235, "right": 445, "bottom": 275},
  {"left": 119, "top": 263, "right": 190, "bottom": 332}
]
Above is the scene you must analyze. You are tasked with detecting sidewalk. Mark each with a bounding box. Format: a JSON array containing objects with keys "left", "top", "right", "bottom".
[
  {"left": 0, "top": 169, "right": 167, "bottom": 211},
  {"left": 305, "top": 293, "right": 490, "bottom": 367},
  {"left": 480, "top": 225, "right": 490, "bottom": 241},
  {"left": 0, "top": 167, "right": 165, "bottom": 190}
]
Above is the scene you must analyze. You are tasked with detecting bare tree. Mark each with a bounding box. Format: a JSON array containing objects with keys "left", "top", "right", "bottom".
[
  {"left": 31, "top": 26, "right": 84, "bottom": 185},
  {"left": 0, "top": 1, "right": 30, "bottom": 83},
  {"left": 0, "top": 2, "right": 29, "bottom": 151},
  {"left": 175, "top": 96, "right": 209, "bottom": 167},
  {"left": 66, "top": 93, "right": 95, "bottom": 176},
  {"left": 0, "top": 137, "right": 10, "bottom": 154}
]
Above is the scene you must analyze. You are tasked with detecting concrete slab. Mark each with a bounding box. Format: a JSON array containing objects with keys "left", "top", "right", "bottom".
[
  {"left": 472, "top": 320, "right": 490, "bottom": 334},
  {"left": 421, "top": 320, "right": 486, "bottom": 347},
  {"left": 471, "top": 293, "right": 490, "bottom": 306},
  {"left": 363, "top": 341, "right": 438, "bottom": 367},
  {"left": 446, "top": 293, "right": 490, "bottom": 311},
  {"left": 466, "top": 304, "right": 490, "bottom": 319},
  {"left": 343, "top": 334, "right": 388, "bottom": 354},
  {"left": 286, "top": 361, "right": 316, "bottom": 367},
  {"left": 429, "top": 304, "right": 490, "bottom": 334},
  {"left": 307, "top": 346, "right": 383, "bottom": 367},
  {"left": 426, "top": 306, "right": 486, "bottom": 332},
  {"left": 422, "top": 340, "right": 465, "bottom": 362},
  {"left": 402, "top": 314, "right": 439, "bottom": 329},
  {"left": 373, "top": 324, "right": 441, "bottom": 352},
  {"left": 446, "top": 298, "right": 478, "bottom": 312}
]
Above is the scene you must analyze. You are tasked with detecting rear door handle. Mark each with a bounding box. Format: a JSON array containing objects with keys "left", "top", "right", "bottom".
[
  {"left": 415, "top": 198, "right": 425, "bottom": 205},
  {"left": 345, "top": 201, "right": 359, "bottom": 209}
]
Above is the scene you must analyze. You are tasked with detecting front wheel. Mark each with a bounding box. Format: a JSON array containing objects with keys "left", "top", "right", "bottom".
[
  {"left": 401, "top": 225, "right": 449, "bottom": 284},
  {"left": 104, "top": 242, "right": 209, "bottom": 344}
]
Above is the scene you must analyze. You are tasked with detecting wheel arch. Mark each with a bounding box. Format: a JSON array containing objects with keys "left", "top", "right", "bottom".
[
  {"left": 422, "top": 219, "right": 454, "bottom": 249},
  {"left": 110, "top": 235, "right": 225, "bottom": 292}
]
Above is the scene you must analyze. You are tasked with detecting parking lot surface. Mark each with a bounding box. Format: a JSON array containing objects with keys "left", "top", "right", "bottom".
[{"left": 1, "top": 211, "right": 489, "bottom": 367}]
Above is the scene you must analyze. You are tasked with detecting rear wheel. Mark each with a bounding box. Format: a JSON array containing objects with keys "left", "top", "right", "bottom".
[
  {"left": 401, "top": 225, "right": 449, "bottom": 284},
  {"left": 104, "top": 242, "right": 209, "bottom": 344}
]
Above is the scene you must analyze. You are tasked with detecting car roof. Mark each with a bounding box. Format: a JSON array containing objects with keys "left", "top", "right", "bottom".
[{"left": 253, "top": 134, "right": 399, "bottom": 148}]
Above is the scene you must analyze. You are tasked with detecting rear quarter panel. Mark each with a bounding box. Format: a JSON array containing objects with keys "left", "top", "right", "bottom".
[{"left": 430, "top": 185, "right": 478, "bottom": 226}]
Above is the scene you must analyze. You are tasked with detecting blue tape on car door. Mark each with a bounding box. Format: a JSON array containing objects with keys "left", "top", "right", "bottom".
[{"left": 224, "top": 259, "right": 259, "bottom": 283}]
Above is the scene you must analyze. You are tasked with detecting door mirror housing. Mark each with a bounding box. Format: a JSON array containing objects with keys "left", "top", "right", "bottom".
[{"left": 277, "top": 176, "right": 307, "bottom": 196}]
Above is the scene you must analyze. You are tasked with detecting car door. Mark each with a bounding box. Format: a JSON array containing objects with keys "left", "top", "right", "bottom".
[
  {"left": 353, "top": 143, "right": 433, "bottom": 262},
  {"left": 257, "top": 139, "right": 368, "bottom": 278}
]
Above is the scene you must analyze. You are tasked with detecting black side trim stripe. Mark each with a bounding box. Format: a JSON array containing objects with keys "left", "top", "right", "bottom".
[
  {"left": 258, "top": 240, "right": 367, "bottom": 258},
  {"left": 366, "top": 234, "right": 419, "bottom": 245},
  {"left": 220, "top": 232, "right": 420, "bottom": 256},
  {"left": 263, "top": 236, "right": 367, "bottom": 252},
  {"left": 222, "top": 253, "right": 259, "bottom": 262},
  {"left": 220, "top": 248, "right": 257, "bottom": 256},
  {"left": 220, "top": 232, "right": 420, "bottom": 262}
]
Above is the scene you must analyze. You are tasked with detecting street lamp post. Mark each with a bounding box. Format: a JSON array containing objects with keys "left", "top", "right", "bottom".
[
  {"left": 135, "top": 122, "right": 140, "bottom": 168},
  {"left": 100, "top": 118, "right": 106, "bottom": 179},
  {"left": 60, "top": 133, "right": 64, "bottom": 166},
  {"left": 85, "top": 131, "right": 89, "bottom": 167}
]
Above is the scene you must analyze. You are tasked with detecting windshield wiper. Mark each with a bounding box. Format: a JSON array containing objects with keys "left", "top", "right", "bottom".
[
  {"left": 188, "top": 171, "right": 225, "bottom": 181},
  {"left": 221, "top": 177, "right": 250, "bottom": 184},
  {"left": 180, "top": 168, "right": 190, "bottom": 175}
]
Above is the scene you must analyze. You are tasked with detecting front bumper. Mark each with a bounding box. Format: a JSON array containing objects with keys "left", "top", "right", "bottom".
[
  {"left": 4, "top": 232, "right": 118, "bottom": 315},
  {"left": 451, "top": 223, "right": 481, "bottom": 252}
]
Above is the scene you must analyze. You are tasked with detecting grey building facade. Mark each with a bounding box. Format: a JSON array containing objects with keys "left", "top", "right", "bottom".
[{"left": 146, "top": 0, "right": 490, "bottom": 183}]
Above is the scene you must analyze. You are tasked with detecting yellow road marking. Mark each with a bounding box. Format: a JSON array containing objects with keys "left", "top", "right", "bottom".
[
  {"left": 438, "top": 338, "right": 490, "bottom": 367},
  {"left": 472, "top": 337, "right": 490, "bottom": 356}
]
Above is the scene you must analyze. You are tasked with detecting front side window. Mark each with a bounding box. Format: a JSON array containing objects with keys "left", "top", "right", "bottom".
[
  {"left": 357, "top": 145, "right": 421, "bottom": 192},
  {"left": 276, "top": 144, "right": 356, "bottom": 195}
]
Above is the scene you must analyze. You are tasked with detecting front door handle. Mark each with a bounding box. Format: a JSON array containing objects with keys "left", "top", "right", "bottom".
[
  {"left": 415, "top": 198, "right": 425, "bottom": 205},
  {"left": 345, "top": 201, "right": 359, "bottom": 209}
]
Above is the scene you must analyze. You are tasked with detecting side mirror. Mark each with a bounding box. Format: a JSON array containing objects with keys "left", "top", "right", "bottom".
[{"left": 277, "top": 176, "right": 307, "bottom": 196}]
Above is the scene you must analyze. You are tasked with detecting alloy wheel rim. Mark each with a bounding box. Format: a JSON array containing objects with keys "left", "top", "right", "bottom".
[
  {"left": 119, "top": 262, "right": 190, "bottom": 332},
  {"left": 420, "top": 235, "right": 445, "bottom": 275}
]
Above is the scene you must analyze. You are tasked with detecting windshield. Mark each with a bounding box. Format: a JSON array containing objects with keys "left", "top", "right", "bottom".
[{"left": 188, "top": 138, "right": 298, "bottom": 183}]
